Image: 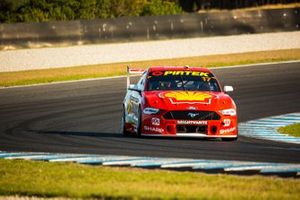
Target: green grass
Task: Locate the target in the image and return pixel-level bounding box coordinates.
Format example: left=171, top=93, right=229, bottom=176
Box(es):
left=198, top=3, right=300, bottom=13
left=0, top=159, right=299, bottom=199
left=1, top=49, right=300, bottom=87
left=278, top=123, right=300, bottom=137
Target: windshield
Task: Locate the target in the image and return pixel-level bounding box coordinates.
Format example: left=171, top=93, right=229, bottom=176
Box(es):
left=146, top=70, right=221, bottom=92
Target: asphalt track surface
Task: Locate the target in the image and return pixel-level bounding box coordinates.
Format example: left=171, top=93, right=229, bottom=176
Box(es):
left=0, top=62, right=300, bottom=164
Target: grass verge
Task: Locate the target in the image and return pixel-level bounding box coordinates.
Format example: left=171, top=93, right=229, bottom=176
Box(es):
left=198, top=3, right=300, bottom=13
left=1, top=49, right=300, bottom=87
left=278, top=123, right=300, bottom=137
left=0, top=159, right=299, bottom=199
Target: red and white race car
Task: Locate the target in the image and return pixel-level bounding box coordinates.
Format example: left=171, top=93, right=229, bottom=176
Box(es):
left=121, top=66, right=238, bottom=141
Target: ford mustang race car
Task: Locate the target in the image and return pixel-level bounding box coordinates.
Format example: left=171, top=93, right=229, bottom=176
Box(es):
left=121, top=66, right=238, bottom=141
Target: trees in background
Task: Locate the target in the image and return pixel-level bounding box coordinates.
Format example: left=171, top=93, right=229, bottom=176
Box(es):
left=0, top=0, right=299, bottom=23
left=0, top=0, right=182, bottom=23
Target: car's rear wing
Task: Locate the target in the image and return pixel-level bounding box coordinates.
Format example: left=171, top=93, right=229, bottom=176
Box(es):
left=127, top=66, right=146, bottom=88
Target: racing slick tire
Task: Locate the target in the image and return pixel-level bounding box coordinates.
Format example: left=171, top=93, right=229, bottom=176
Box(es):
left=121, top=108, right=131, bottom=137
left=136, top=106, right=142, bottom=137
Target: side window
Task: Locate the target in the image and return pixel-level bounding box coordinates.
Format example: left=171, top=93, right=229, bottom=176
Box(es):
left=137, top=72, right=147, bottom=91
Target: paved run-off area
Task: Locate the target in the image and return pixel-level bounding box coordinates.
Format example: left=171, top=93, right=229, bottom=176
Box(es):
left=1, top=31, right=300, bottom=72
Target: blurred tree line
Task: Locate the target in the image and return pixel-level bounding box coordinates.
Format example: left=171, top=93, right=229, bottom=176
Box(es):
left=0, top=0, right=299, bottom=23
left=0, top=0, right=182, bottom=23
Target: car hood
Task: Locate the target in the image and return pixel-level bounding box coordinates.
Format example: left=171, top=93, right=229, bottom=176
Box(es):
left=143, top=91, right=235, bottom=111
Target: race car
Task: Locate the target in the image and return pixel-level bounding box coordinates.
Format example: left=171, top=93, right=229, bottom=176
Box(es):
left=121, top=66, right=238, bottom=141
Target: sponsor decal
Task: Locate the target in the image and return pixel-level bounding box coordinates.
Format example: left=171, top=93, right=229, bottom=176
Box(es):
left=150, top=71, right=213, bottom=77
left=151, top=117, right=160, bottom=126
left=127, top=101, right=132, bottom=113
left=130, top=96, right=139, bottom=104
left=223, top=119, right=231, bottom=127
left=160, top=91, right=212, bottom=104
left=151, top=71, right=164, bottom=76
left=177, top=120, right=208, bottom=125
left=164, top=71, right=209, bottom=77
left=220, top=127, right=236, bottom=135
left=144, top=126, right=163, bottom=134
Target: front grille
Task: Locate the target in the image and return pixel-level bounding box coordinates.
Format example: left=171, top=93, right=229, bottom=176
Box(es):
left=163, top=111, right=220, bottom=120
left=176, top=125, right=208, bottom=134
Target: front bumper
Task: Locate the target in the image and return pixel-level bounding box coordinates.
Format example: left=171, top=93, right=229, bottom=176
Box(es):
left=141, top=113, right=238, bottom=138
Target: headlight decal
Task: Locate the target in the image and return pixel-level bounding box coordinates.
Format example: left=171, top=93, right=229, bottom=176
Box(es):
left=220, top=108, right=236, bottom=116
left=143, top=107, right=160, bottom=115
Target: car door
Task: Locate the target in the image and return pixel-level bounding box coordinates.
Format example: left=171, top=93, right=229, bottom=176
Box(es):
left=124, top=72, right=146, bottom=129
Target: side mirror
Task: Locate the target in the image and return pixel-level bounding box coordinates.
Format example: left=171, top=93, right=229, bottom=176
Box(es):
left=128, top=84, right=142, bottom=94
left=224, top=86, right=234, bottom=93
left=128, top=84, right=135, bottom=89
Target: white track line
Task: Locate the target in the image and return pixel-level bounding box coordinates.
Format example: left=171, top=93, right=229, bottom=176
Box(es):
left=1, top=60, right=299, bottom=90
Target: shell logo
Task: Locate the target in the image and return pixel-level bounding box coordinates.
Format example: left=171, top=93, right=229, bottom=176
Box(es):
left=163, top=91, right=212, bottom=104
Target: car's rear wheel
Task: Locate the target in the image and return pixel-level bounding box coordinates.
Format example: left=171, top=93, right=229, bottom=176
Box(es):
left=136, top=106, right=142, bottom=137
left=121, top=108, right=131, bottom=137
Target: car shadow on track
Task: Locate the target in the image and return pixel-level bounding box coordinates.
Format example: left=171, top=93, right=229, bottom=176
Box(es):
left=28, top=129, right=123, bottom=138
left=29, top=129, right=225, bottom=142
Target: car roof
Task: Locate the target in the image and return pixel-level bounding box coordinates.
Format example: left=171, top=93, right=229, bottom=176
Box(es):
left=148, top=66, right=213, bottom=73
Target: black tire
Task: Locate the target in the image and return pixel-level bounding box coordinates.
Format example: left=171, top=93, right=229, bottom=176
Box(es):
left=222, top=137, right=238, bottom=142
left=136, top=106, right=142, bottom=137
left=122, top=108, right=131, bottom=137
